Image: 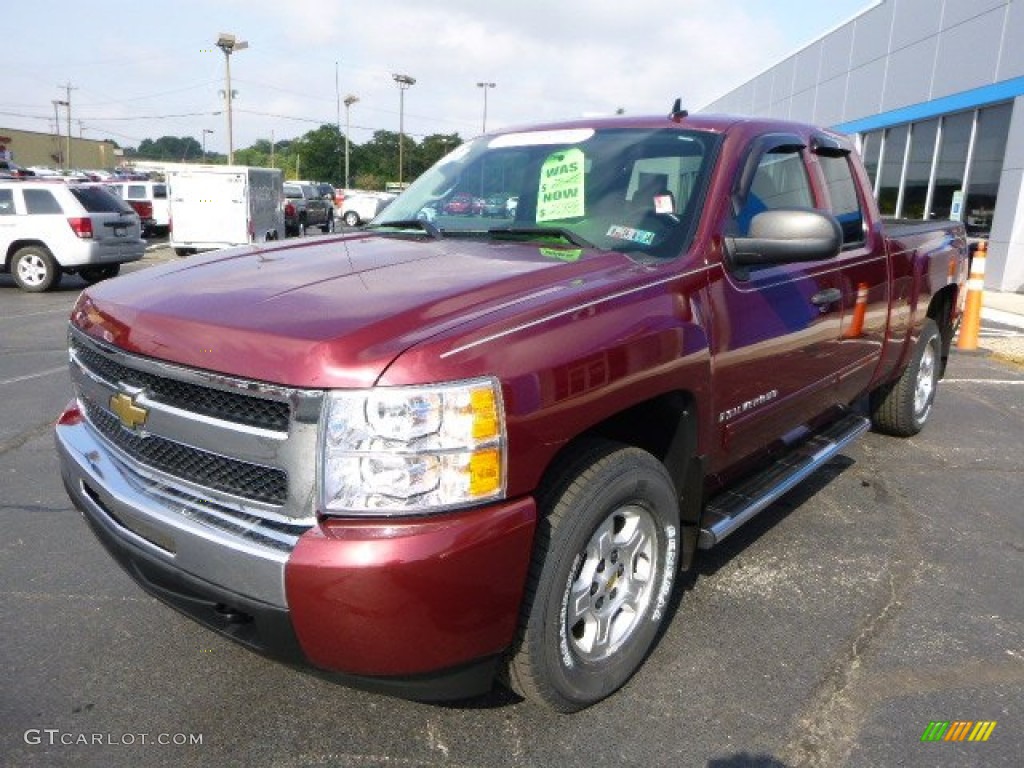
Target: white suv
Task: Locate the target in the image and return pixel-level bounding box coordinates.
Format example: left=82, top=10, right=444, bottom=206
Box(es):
left=0, top=181, right=145, bottom=292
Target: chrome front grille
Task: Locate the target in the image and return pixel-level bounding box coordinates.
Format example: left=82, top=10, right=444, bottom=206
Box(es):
left=68, top=328, right=323, bottom=549
left=71, top=337, right=290, bottom=431
left=84, top=401, right=288, bottom=506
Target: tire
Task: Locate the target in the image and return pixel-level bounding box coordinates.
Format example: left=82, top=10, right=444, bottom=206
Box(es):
left=344, top=211, right=360, bottom=227
left=506, top=439, right=680, bottom=712
left=173, top=248, right=195, bottom=257
left=871, top=318, right=941, bottom=437
left=79, top=264, right=121, bottom=284
left=320, top=212, right=333, bottom=233
left=12, top=246, right=61, bottom=292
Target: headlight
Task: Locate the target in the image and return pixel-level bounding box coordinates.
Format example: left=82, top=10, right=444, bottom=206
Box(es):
left=319, top=377, right=506, bottom=515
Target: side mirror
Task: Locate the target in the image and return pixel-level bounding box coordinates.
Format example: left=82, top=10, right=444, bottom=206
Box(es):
left=726, top=209, right=842, bottom=268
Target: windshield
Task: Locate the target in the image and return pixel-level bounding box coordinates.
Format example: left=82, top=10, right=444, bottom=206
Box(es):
left=374, top=126, right=718, bottom=259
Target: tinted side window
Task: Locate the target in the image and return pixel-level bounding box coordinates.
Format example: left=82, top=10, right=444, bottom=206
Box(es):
left=0, top=189, right=14, bottom=215
left=126, top=184, right=146, bottom=198
left=153, top=184, right=167, bottom=199
left=818, top=154, right=864, bottom=245
left=23, top=189, right=63, bottom=214
left=738, top=149, right=813, bottom=233
left=70, top=186, right=132, bottom=213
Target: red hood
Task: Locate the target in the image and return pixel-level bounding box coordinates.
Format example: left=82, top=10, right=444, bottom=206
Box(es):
left=72, top=233, right=636, bottom=388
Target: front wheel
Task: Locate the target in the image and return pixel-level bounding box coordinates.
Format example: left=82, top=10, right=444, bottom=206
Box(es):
left=343, top=211, right=360, bottom=227
left=320, top=212, right=334, bottom=233
left=871, top=318, right=942, bottom=436
left=506, top=439, right=679, bottom=712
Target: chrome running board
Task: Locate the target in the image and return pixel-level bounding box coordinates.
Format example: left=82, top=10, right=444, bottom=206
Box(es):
left=698, top=413, right=870, bottom=549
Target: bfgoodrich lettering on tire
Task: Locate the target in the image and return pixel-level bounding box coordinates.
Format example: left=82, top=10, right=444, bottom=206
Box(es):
left=507, top=439, right=679, bottom=712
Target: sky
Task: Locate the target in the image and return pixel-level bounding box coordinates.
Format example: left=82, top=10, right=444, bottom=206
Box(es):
left=2, top=0, right=876, bottom=158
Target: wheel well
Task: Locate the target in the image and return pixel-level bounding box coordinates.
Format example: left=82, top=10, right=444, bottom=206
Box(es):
left=540, top=390, right=703, bottom=570
left=926, top=284, right=957, bottom=377
left=5, top=240, right=50, bottom=270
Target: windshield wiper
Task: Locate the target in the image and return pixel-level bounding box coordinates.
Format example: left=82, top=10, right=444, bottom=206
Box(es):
left=487, top=226, right=594, bottom=249
left=370, top=219, right=443, bottom=240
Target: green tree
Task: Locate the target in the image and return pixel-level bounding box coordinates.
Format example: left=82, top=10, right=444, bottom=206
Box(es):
left=415, top=133, right=463, bottom=176
left=136, top=136, right=203, bottom=161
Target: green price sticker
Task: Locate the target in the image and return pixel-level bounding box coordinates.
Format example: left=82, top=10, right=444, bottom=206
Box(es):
left=537, top=148, right=585, bottom=222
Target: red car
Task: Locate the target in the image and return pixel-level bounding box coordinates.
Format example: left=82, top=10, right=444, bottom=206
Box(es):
left=442, top=191, right=475, bottom=215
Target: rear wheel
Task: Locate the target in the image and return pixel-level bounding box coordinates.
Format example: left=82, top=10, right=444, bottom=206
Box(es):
left=344, top=211, right=360, bottom=227
left=871, top=318, right=941, bottom=436
left=79, top=264, right=121, bottom=284
left=506, top=439, right=679, bottom=712
left=12, top=246, right=61, bottom=292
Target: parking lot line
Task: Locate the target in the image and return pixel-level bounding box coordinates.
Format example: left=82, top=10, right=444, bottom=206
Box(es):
left=0, top=308, right=72, bottom=322
left=943, top=378, right=1024, bottom=385
left=0, top=365, right=67, bottom=387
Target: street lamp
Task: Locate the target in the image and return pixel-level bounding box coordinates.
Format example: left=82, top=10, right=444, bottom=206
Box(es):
left=476, top=82, right=496, bottom=133
left=343, top=95, right=359, bottom=189
left=392, top=73, right=415, bottom=185
left=202, top=128, right=214, bottom=162
left=216, top=32, right=248, bottom=165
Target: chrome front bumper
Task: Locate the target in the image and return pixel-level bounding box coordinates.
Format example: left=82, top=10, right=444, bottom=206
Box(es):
left=56, top=414, right=292, bottom=608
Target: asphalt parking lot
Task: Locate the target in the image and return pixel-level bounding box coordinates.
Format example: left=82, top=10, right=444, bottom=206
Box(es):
left=1, top=248, right=1022, bottom=767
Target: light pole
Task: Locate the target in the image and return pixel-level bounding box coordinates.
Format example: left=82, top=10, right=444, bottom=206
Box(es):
left=476, top=82, right=496, bottom=133
left=202, top=129, right=213, bottom=162
left=392, top=73, right=415, bottom=185
left=343, top=95, right=359, bottom=189
left=216, top=32, right=248, bottom=165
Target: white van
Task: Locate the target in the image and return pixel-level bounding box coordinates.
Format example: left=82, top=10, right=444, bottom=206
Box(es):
left=166, top=166, right=284, bottom=256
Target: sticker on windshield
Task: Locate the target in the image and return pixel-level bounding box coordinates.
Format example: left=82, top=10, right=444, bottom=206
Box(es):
left=537, top=148, right=585, bottom=222
left=539, top=247, right=582, bottom=262
left=606, top=225, right=655, bottom=245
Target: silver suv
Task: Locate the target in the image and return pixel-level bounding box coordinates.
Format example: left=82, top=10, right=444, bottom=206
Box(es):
left=0, top=181, right=145, bottom=292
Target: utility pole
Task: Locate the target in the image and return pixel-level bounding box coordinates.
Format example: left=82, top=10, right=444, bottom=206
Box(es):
left=51, top=100, right=66, bottom=168
left=60, top=82, right=76, bottom=169
left=392, top=74, right=415, bottom=185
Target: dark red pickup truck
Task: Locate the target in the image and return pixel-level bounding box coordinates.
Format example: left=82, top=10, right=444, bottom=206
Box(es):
left=56, top=110, right=967, bottom=712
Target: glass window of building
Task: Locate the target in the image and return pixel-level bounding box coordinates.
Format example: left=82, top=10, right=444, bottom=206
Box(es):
left=818, top=154, right=864, bottom=245
left=860, top=131, right=882, bottom=192
left=964, top=102, right=1013, bottom=235
left=931, top=111, right=973, bottom=221
left=901, top=119, right=938, bottom=220
left=877, top=125, right=908, bottom=216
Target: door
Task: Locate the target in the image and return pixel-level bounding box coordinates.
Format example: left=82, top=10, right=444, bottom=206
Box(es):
left=812, top=139, right=890, bottom=403
left=708, top=135, right=844, bottom=474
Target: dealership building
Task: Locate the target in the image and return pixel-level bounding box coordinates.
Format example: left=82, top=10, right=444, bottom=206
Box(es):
left=702, top=0, right=1024, bottom=292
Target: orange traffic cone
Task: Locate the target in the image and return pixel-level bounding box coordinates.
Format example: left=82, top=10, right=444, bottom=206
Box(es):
left=956, top=240, right=987, bottom=351
left=844, top=283, right=868, bottom=338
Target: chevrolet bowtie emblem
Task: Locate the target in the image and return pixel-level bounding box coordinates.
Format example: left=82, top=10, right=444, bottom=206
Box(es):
left=109, top=392, right=148, bottom=430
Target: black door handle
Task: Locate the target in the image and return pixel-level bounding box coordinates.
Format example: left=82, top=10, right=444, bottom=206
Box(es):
left=811, top=288, right=842, bottom=306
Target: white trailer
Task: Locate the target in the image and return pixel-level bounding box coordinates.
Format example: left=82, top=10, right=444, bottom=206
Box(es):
left=167, top=165, right=284, bottom=255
